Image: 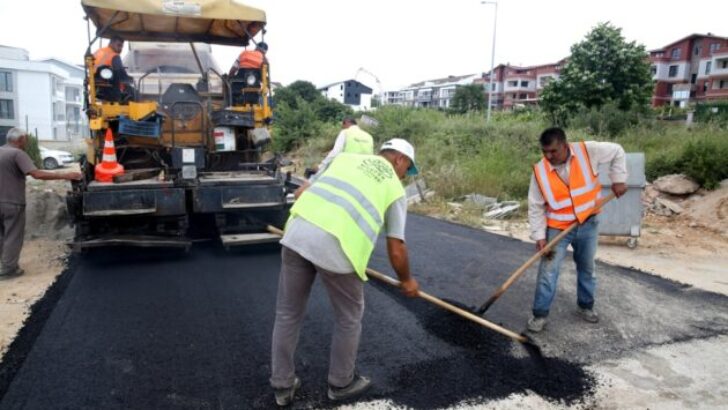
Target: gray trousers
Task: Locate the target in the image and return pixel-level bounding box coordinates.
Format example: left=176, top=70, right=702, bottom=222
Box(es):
left=270, top=246, right=364, bottom=389
left=0, top=203, right=25, bottom=275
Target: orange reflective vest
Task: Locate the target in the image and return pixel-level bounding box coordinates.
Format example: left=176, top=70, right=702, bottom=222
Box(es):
left=533, top=142, right=602, bottom=230
left=238, top=50, right=264, bottom=69
left=94, top=47, right=119, bottom=67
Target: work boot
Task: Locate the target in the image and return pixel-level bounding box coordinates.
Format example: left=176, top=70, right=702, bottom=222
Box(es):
left=273, top=377, right=301, bottom=407
left=578, top=308, right=599, bottom=323
left=527, top=316, right=547, bottom=333
left=0, top=268, right=25, bottom=281
left=327, top=373, right=372, bottom=402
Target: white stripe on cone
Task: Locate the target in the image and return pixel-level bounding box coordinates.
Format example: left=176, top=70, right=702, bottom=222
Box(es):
left=102, top=154, right=117, bottom=162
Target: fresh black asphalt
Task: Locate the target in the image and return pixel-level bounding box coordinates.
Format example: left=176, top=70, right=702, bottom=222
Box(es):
left=1, top=214, right=727, bottom=409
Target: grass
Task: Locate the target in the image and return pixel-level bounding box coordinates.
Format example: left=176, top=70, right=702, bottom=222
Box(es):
left=285, top=106, right=728, bottom=200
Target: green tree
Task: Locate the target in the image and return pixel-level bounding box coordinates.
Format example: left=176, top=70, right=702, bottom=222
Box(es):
left=541, top=22, right=653, bottom=126
left=273, top=80, right=321, bottom=109
left=450, top=84, right=486, bottom=114
left=312, top=98, right=353, bottom=123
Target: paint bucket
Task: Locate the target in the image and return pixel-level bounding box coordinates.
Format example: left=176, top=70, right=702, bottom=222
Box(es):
left=213, top=127, right=236, bottom=152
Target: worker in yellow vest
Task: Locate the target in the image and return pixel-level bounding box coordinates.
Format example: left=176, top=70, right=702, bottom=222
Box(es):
left=307, top=117, right=374, bottom=178
left=270, top=139, right=419, bottom=406
left=527, top=127, right=627, bottom=333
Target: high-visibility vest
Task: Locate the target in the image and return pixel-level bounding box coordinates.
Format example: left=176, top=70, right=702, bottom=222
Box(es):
left=94, top=47, right=118, bottom=67
left=342, top=125, right=374, bottom=155
left=238, top=50, right=264, bottom=69
left=288, top=153, right=405, bottom=280
left=533, top=141, right=602, bottom=230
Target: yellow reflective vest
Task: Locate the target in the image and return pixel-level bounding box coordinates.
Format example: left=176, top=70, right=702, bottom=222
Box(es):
left=342, top=126, right=374, bottom=155
left=289, top=153, right=404, bottom=280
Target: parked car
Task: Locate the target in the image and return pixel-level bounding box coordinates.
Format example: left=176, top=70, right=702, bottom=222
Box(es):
left=40, top=146, right=75, bottom=169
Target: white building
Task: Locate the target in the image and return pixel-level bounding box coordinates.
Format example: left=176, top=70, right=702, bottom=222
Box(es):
left=318, top=79, right=373, bottom=111
left=0, top=45, right=87, bottom=144
left=382, top=74, right=479, bottom=109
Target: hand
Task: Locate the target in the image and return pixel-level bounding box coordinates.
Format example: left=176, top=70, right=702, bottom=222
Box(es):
left=612, top=182, right=627, bottom=198
left=66, top=172, right=83, bottom=181
left=536, top=239, right=554, bottom=259
left=294, top=181, right=310, bottom=199
left=399, top=278, right=419, bottom=298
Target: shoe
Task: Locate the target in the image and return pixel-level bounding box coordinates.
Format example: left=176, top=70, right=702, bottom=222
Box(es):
left=578, top=308, right=599, bottom=323
left=327, top=373, right=372, bottom=401
left=527, top=316, right=547, bottom=333
left=0, top=268, right=24, bottom=280
left=274, top=377, right=301, bottom=407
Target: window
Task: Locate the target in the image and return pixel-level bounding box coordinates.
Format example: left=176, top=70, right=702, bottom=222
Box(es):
left=704, top=81, right=709, bottom=92
left=507, top=80, right=517, bottom=87
left=650, top=66, right=657, bottom=76
left=519, top=93, right=527, bottom=99
left=706, top=61, right=712, bottom=75
left=0, top=99, right=13, bottom=119
left=723, top=60, right=728, bottom=69
left=691, top=74, right=697, bottom=84
left=520, top=81, right=529, bottom=87
left=671, top=48, right=681, bottom=60
left=492, top=83, right=496, bottom=91
left=710, top=43, right=721, bottom=53
left=340, top=85, right=343, bottom=90
left=666, top=83, right=673, bottom=94
left=0, top=72, right=12, bottom=92
left=694, top=46, right=702, bottom=56
left=721, top=80, right=727, bottom=89
left=668, top=65, right=678, bottom=77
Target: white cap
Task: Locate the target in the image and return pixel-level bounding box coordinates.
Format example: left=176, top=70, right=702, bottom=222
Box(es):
left=379, top=138, right=418, bottom=176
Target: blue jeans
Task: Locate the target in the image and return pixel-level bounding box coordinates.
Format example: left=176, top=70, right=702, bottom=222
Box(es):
left=532, top=216, right=599, bottom=318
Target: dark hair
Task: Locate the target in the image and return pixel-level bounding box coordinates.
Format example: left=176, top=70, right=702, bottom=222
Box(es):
left=342, top=117, right=357, bottom=126
left=110, top=35, right=124, bottom=44
left=256, top=42, right=268, bottom=52
left=539, top=127, right=567, bottom=146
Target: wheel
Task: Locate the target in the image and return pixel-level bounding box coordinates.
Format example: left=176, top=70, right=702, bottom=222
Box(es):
left=627, top=238, right=638, bottom=249
left=43, top=157, right=59, bottom=170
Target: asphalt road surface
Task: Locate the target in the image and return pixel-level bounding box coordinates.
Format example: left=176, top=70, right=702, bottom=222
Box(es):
left=1, top=214, right=727, bottom=409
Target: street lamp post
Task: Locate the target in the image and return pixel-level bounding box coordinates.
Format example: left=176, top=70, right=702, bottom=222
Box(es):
left=481, top=1, right=498, bottom=122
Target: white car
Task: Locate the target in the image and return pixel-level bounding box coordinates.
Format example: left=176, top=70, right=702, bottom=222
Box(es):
left=40, top=146, right=75, bottom=169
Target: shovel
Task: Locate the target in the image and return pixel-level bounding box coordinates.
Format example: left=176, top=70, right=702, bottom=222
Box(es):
left=474, top=192, right=617, bottom=315
left=266, top=225, right=545, bottom=363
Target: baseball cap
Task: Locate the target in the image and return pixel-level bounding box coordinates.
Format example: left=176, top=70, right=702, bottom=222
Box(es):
left=379, top=138, right=418, bottom=176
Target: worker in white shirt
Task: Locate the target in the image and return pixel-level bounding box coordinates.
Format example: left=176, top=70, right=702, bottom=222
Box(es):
left=526, top=127, right=627, bottom=333
left=305, top=118, right=374, bottom=179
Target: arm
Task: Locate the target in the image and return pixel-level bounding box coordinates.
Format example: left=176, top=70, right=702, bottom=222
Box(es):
left=315, top=130, right=347, bottom=174
left=528, top=173, right=549, bottom=250
left=585, top=141, right=628, bottom=197
left=228, top=60, right=239, bottom=77
left=29, top=169, right=82, bottom=181
left=111, top=55, right=129, bottom=82
left=386, top=238, right=418, bottom=297
left=384, top=197, right=418, bottom=297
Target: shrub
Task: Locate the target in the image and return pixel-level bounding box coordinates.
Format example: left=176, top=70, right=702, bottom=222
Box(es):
left=25, top=133, right=42, bottom=168
left=680, top=139, right=728, bottom=189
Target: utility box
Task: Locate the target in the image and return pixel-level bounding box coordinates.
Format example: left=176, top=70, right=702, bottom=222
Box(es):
left=597, top=152, right=645, bottom=247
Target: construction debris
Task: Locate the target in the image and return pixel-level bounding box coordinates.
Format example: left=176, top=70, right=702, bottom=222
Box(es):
left=653, top=174, right=699, bottom=195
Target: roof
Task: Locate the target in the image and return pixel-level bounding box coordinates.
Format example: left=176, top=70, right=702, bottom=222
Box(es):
left=318, top=79, right=373, bottom=94
left=81, top=0, right=266, bottom=46
left=650, top=33, right=728, bottom=53
left=408, top=73, right=476, bottom=88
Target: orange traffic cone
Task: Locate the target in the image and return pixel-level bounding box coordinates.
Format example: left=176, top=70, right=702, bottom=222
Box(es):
left=95, top=129, right=125, bottom=182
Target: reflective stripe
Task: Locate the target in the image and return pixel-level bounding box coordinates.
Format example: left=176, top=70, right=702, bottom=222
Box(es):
left=574, top=200, right=596, bottom=214
left=306, top=186, right=378, bottom=244
left=317, top=176, right=383, bottom=226
left=547, top=212, right=576, bottom=221
left=570, top=143, right=597, bottom=196
left=102, top=154, right=117, bottom=162
left=537, top=161, right=572, bottom=210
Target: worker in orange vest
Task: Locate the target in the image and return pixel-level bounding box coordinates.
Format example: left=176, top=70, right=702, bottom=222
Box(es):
left=93, top=35, right=131, bottom=100
left=526, top=127, right=627, bottom=333
left=228, top=42, right=268, bottom=76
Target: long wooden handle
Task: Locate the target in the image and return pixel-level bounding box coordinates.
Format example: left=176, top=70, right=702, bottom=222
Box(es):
left=478, top=192, right=617, bottom=313
left=266, top=224, right=528, bottom=344
left=365, top=268, right=528, bottom=343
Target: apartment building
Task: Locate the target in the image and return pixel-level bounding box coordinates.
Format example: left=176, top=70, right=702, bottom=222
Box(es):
left=0, top=45, right=86, bottom=143
left=650, top=33, right=728, bottom=107
left=477, top=60, right=564, bottom=109
left=318, top=79, right=373, bottom=111
left=383, top=74, right=479, bottom=109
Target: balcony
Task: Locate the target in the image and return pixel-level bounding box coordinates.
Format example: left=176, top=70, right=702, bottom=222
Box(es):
left=709, top=54, right=728, bottom=77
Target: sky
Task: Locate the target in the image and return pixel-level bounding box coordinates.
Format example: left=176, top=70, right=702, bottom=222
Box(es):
left=0, top=0, right=726, bottom=92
